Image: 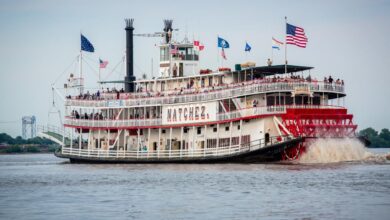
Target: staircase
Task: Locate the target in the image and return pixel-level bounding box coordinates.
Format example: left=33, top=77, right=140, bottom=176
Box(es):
left=221, top=99, right=237, bottom=112
left=37, top=125, right=71, bottom=146
left=281, top=107, right=357, bottom=138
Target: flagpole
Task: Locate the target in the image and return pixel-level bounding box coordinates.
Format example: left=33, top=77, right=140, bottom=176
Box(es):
left=217, top=35, right=220, bottom=70
left=221, top=48, right=224, bottom=69
left=245, top=41, right=248, bottom=61
left=80, top=49, right=83, bottom=94
left=98, top=60, right=101, bottom=87
left=169, top=43, right=172, bottom=77
left=193, top=36, right=196, bottom=75
left=284, top=16, right=288, bottom=75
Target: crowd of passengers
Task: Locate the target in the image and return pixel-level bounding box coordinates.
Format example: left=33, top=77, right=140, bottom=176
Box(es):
left=67, top=74, right=344, bottom=101
left=71, top=110, right=104, bottom=120
left=70, top=109, right=157, bottom=121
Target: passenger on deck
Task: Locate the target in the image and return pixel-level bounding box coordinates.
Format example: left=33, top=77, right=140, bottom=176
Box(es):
left=328, top=76, right=333, bottom=84
left=306, top=75, right=312, bottom=82
left=173, top=63, right=178, bottom=77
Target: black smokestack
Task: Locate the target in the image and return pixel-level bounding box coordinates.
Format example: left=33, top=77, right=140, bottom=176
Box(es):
left=125, top=18, right=136, bottom=93
left=163, top=19, right=173, bottom=44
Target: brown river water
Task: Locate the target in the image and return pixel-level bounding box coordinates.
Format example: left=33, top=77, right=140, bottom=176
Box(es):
left=0, top=144, right=389, bottom=220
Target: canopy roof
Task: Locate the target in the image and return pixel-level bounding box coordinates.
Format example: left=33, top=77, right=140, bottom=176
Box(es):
left=235, top=64, right=313, bottom=76
left=98, top=80, right=127, bottom=84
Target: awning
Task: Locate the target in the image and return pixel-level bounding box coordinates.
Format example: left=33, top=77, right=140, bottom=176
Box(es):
left=234, top=64, right=313, bottom=76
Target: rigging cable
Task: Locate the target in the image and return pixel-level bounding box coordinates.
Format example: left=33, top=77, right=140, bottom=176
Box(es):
left=53, top=55, right=79, bottom=85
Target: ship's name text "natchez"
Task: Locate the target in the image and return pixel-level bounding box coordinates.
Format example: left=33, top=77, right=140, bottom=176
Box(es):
left=162, top=103, right=217, bottom=124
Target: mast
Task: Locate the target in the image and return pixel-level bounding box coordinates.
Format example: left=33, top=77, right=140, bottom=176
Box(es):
left=79, top=49, right=83, bottom=94
left=163, top=19, right=173, bottom=78
left=98, top=61, right=101, bottom=89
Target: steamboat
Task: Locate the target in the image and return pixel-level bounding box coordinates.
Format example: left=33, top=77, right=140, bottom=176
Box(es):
left=51, top=19, right=363, bottom=163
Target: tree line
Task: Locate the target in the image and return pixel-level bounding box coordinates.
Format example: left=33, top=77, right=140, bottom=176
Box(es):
left=0, top=127, right=389, bottom=153
left=359, top=128, right=390, bottom=148
left=0, top=133, right=58, bottom=153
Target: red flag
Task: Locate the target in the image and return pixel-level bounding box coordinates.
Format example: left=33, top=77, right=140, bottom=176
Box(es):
left=193, top=40, right=204, bottom=51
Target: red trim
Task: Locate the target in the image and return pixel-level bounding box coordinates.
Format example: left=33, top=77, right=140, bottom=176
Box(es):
left=281, top=107, right=357, bottom=138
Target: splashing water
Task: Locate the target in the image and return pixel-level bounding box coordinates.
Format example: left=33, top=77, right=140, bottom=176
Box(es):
left=298, top=138, right=389, bottom=164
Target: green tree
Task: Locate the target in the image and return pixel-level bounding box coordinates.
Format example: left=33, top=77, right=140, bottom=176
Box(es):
left=359, top=127, right=378, bottom=139
left=0, top=133, right=15, bottom=144
left=13, top=136, right=26, bottom=145
left=379, top=128, right=390, bottom=142
left=25, top=146, right=40, bottom=153
left=5, top=146, right=22, bottom=153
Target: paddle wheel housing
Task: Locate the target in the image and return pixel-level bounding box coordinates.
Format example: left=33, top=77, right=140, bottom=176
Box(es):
left=281, top=107, right=357, bottom=138
left=279, top=107, right=358, bottom=160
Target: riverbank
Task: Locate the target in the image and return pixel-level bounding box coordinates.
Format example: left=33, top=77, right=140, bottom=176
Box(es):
left=0, top=144, right=58, bottom=154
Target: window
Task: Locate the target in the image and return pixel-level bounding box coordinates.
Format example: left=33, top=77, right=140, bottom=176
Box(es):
left=285, top=95, right=293, bottom=105
left=313, top=96, right=321, bottom=105
left=183, top=127, right=188, bottom=133
left=160, top=47, right=169, bottom=61
left=162, top=129, right=166, bottom=134
left=225, top=126, right=229, bottom=131
left=197, top=127, right=202, bottom=135
left=213, top=127, right=217, bottom=132
left=266, top=95, right=275, bottom=106
left=237, top=125, right=240, bottom=130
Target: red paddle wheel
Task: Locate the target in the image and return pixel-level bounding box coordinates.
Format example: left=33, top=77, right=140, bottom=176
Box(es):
left=279, top=107, right=358, bottom=160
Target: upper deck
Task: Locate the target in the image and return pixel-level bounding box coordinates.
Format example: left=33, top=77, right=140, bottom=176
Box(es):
left=65, top=76, right=345, bottom=108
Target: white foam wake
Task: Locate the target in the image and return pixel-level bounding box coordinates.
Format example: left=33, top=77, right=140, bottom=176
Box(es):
left=298, top=138, right=389, bottom=164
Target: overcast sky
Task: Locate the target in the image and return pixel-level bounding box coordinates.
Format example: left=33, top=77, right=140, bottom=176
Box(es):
left=0, top=0, right=389, bottom=137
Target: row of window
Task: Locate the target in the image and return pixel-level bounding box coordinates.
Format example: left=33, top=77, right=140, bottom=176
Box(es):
left=206, top=135, right=250, bottom=148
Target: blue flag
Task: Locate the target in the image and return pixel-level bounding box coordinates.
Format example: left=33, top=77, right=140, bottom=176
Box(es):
left=245, top=42, right=251, bottom=52
left=81, top=34, right=94, bottom=52
left=217, top=37, right=230, bottom=48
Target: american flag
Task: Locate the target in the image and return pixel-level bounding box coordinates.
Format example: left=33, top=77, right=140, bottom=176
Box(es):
left=170, top=44, right=178, bottom=54
left=286, top=23, right=308, bottom=48
left=99, top=59, right=108, bottom=68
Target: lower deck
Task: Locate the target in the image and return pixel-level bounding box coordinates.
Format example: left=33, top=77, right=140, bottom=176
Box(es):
left=56, top=136, right=303, bottom=163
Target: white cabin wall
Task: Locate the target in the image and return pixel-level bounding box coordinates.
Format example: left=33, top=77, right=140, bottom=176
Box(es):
left=242, top=119, right=265, bottom=141
left=263, top=117, right=280, bottom=137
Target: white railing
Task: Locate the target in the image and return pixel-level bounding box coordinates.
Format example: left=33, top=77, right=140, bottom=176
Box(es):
left=65, top=81, right=345, bottom=108
left=60, top=135, right=294, bottom=159
left=64, top=106, right=288, bottom=128
left=37, top=124, right=69, bottom=137
left=64, top=105, right=345, bottom=128
left=64, top=118, right=162, bottom=128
